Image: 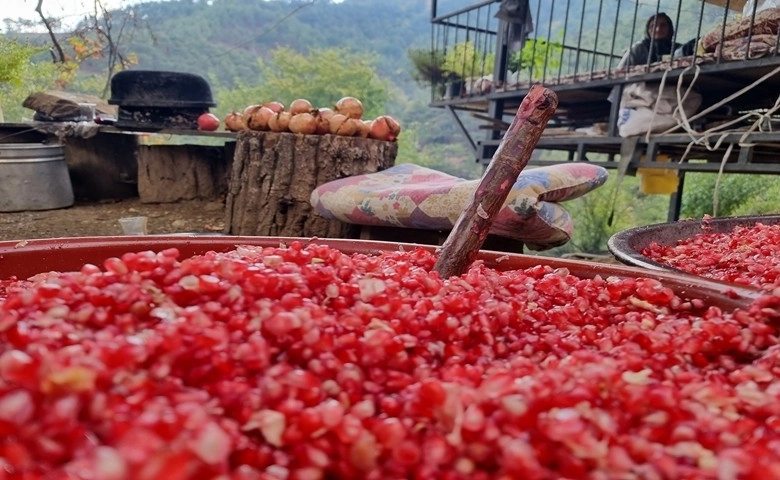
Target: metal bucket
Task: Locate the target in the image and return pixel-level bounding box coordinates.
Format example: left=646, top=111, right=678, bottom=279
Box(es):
left=0, top=143, right=74, bottom=212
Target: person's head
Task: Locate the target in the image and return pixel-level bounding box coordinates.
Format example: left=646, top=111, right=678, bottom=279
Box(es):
left=645, top=13, right=674, bottom=42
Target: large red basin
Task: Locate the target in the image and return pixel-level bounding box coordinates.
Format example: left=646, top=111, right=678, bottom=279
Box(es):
left=0, top=235, right=763, bottom=312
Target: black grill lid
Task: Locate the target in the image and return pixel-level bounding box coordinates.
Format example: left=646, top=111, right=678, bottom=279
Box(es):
left=108, top=70, right=216, bottom=108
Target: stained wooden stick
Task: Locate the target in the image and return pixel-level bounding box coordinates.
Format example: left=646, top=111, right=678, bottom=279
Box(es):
left=433, top=85, right=559, bottom=278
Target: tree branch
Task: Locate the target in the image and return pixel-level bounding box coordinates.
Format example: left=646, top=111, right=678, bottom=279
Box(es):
left=35, top=0, right=67, bottom=63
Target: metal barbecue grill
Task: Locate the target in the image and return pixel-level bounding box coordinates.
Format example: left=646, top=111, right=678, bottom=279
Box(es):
left=108, top=70, right=216, bottom=131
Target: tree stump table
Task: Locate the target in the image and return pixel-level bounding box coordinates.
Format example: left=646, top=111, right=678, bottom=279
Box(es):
left=224, top=130, right=397, bottom=237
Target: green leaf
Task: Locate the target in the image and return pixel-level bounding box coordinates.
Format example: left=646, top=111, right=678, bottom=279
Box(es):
left=0, top=38, right=47, bottom=85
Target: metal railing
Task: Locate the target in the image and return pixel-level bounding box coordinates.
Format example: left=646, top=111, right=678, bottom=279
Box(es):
left=428, top=0, right=780, bottom=100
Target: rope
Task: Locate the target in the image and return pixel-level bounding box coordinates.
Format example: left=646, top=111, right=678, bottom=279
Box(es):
left=643, top=67, right=671, bottom=144
left=662, top=63, right=780, bottom=135
left=0, top=127, right=41, bottom=142
left=638, top=60, right=780, bottom=215
left=669, top=72, right=780, bottom=161
left=207, top=0, right=317, bottom=59
left=713, top=143, right=734, bottom=217
left=665, top=65, right=702, bottom=139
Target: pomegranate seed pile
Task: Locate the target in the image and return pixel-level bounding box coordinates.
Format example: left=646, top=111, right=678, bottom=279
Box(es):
left=642, top=219, right=780, bottom=290
left=2, top=241, right=780, bottom=479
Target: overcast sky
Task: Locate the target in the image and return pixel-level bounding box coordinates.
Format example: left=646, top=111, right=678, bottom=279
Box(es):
left=3, top=0, right=147, bottom=30
left=3, top=0, right=338, bottom=32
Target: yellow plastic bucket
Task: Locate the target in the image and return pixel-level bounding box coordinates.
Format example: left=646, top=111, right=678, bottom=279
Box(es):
left=639, top=171, right=679, bottom=194
left=637, top=154, right=679, bottom=195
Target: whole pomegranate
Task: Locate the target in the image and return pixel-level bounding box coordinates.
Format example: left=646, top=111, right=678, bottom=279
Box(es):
left=368, top=115, right=401, bottom=141
left=197, top=113, right=220, bottom=131
left=334, top=96, right=364, bottom=120
left=224, top=112, right=246, bottom=132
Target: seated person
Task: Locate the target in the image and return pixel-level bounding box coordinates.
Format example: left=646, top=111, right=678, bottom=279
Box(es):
left=609, top=12, right=682, bottom=103
left=619, top=12, right=682, bottom=67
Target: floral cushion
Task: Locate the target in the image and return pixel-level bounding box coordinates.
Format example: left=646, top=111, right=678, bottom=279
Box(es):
left=310, top=162, right=609, bottom=250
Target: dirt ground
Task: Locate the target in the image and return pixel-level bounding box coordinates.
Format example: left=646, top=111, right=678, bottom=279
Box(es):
left=0, top=198, right=227, bottom=242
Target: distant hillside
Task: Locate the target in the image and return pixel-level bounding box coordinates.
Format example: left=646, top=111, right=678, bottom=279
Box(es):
left=96, top=0, right=432, bottom=92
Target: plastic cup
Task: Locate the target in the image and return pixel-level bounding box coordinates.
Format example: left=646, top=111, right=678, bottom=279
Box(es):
left=118, top=216, right=148, bottom=235
left=77, top=103, right=96, bottom=122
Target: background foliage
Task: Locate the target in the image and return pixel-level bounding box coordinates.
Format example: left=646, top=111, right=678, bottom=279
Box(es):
left=0, top=38, right=60, bottom=121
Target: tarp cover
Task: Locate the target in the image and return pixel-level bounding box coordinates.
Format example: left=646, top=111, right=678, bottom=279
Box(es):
left=22, top=91, right=116, bottom=121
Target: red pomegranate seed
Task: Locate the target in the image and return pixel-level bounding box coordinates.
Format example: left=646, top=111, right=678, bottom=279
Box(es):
left=0, top=243, right=779, bottom=477
left=642, top=220, right=780, bottom=290
left=0, top=350, right=40, bottom=386
left=391, top=439, right=421, bottom=467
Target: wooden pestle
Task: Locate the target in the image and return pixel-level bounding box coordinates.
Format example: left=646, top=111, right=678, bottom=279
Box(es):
left=433, top=85, right=559, bottom=278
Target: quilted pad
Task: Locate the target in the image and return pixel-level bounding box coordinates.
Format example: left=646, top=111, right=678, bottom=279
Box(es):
left=701, top=8, right=780, bottom=53
left=310, top=162, right=609, bottom=250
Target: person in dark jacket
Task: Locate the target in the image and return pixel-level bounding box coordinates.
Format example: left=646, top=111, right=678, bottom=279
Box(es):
left=608, top=13, right=681, bottom=104
left=619, top=12, right=681, bottom=68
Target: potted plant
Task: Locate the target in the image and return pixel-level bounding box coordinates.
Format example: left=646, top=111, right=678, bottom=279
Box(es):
left=508, top=37, right=564, bottom=81
left=441, top=41, right=495, bottom=97
left=407, top=47, right=453, bottom=96
left=408, top=42, right=495, bottom=98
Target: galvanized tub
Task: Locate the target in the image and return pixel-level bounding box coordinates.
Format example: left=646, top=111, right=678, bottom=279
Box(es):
left=0, top=143, right=74, bottom=212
